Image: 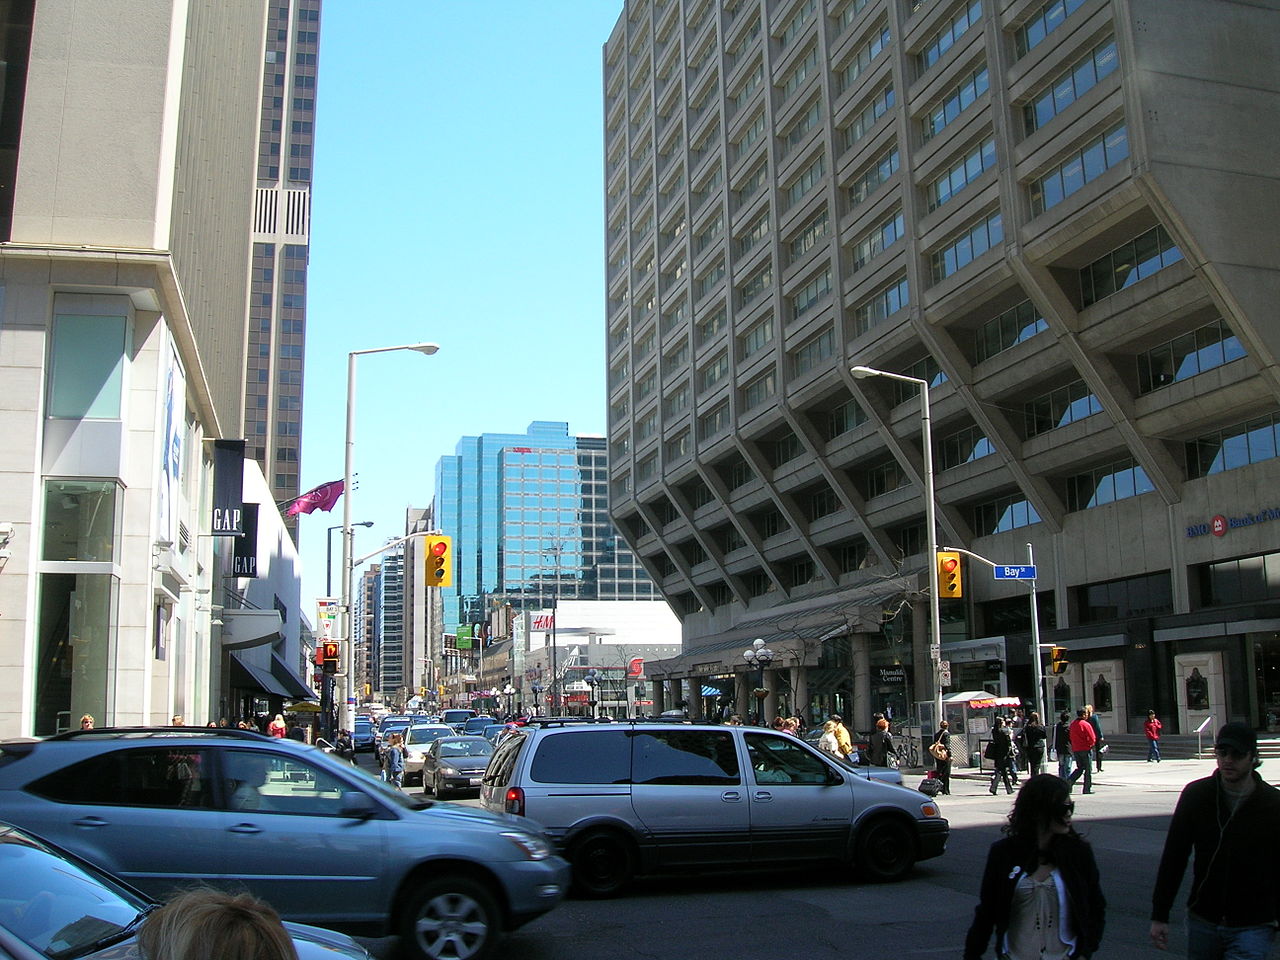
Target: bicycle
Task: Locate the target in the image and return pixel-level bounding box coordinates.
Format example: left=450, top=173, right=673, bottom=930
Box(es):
left=894, top=731, right=921, bottom=769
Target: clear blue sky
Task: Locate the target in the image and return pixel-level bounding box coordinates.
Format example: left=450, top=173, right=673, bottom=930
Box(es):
left=298, top=2, right=625, bottom=608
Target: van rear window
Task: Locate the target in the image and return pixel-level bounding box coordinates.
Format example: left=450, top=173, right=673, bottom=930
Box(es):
left=529, top=731, right=630, bottom=784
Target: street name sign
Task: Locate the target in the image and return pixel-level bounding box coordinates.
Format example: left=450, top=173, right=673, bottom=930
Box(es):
left=994, top=564, right=1037, bottom=580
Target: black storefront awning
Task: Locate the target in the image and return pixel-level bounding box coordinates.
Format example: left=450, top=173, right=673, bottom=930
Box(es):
left=271, top=653, right=317, bottom=701
left=229, top=654, right=292, bottom=699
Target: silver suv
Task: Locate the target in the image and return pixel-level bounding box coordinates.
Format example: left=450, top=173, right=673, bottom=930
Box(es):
left=479, top=720, right=948, bottom=896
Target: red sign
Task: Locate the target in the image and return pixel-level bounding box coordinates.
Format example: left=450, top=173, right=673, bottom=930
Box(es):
left=626, top=657, right=644, bottom=678
left=1212, top=514, right=1228, bottom=536
left=533, top=614, right=555, bottom=631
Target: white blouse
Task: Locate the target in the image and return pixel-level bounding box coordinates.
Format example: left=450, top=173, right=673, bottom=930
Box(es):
left=1001, top=869, right=1074, bottom=960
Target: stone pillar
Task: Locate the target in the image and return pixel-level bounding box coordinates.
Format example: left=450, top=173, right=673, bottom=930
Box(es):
left=913, top=593, right=933, bottom=710
left=764, top=668, right=779, bottom=724
left=651, top=679, right=665, bottom=715
left=687, top=678, right=704, bottom=720
left=735, top=670, right=749, bottom=721
left=666, top=679, right=680, bottom=714
left=853, top=633, right=873, bottom=732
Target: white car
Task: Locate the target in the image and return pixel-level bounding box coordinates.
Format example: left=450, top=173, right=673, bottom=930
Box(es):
left=401, top=724, right=455, bottom=786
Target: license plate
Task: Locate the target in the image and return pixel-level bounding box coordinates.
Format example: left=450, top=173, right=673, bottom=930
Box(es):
left=469, top=777, right=482, bottom=786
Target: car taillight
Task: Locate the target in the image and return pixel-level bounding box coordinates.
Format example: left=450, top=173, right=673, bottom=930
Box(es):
left=505, top=786, right=525, bottom=816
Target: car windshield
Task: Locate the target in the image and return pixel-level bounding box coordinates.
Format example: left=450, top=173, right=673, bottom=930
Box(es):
left=0, top=827, right=148, bottom=959
left=406, top=727, right=450, bottom=745
left=439, top=740, right=493, bottom=758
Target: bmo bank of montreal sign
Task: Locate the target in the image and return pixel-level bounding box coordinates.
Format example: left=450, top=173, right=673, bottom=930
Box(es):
left=1186, top=506, right=1280, bottom=539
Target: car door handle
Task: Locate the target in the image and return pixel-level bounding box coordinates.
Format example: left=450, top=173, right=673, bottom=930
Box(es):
left=229, top=823, right=262, bottom=834
left=752, top=791, right=774, bottom=802
left=721, top=791, right=743, bottom=802
left=72, top=816, right=108, bottom=828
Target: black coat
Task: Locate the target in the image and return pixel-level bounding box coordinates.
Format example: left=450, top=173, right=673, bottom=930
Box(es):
left=965, top=834, right=1106, bottom=960
left=1023, top=722, right=1047, bottom=757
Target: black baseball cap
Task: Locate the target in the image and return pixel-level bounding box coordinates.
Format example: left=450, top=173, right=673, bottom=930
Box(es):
left=1216, top=722, right=1257, bottom=755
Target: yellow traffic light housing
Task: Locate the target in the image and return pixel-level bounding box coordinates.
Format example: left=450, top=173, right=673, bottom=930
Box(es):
left=937, top=551, right=962, bottom=599
left=424, top=535, right=452, bottom=587
left=1050, top=645, right=1070, bottom=675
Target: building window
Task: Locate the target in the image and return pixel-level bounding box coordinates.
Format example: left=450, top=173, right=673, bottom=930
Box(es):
left=1186, top=412, right=1280, bottom=479
left=665, top=430, right=690, bottom=460
left=1024, top=37, right=1118, bottom=135
left=929, top=210, right=1002, bottom=283
left=756, top=507, right=790, bottom=537
left=767, top=433, right=805, bottom=467
left=699, top=401, right=731, bottom=440
left=728, top=457, right=755, bottom=489
left=664, top=382, right=690, bottom=417
left=808, top=484, right=840, bottom=519
left=1138, top=318, right=1244, bottom=394
left=891, top=356, right=947, bottom=405
left=698, top=353, right=729, bottom=392
left=47, top=313, right=128, bottom=419
left=848, top=145, right=899, bottom=209
left=917, top=1, right=982, bottom=73
left=1024, top=379, right=1102, bottom=437
left=866, top=461, right=906, bottom=498
left=851, top=208, right=904, bottom=272
left=922, top=64, right=989, bottom=142
left=790, top=327, right=835, bottom=376
left=733, top=111, right=766, bottom=160
left=788, top=209, right=828, bottom=262
left=785, top=155, right=825, bottom=208
left=741, top=370, right=777, bottom=410
left=636, top=411, right=657, bottom=440
left=1198, top=552, right=1280, bottom=608
left=939, top=425, right=995, bottom=470
left=1077, top=571, right=1172, bottom=623
left=1030, top=125, right=1129, bottom=215
left=1014, top=0, right=1089, bottom=59
left=791, top=268, right=832, bottom=317
left=827, top=398, right=867, bottom=440
left=696, top=260, right=726, bottom=300
left=1065, top=457, right=1154, bottom=511
left=927, top=137, right=996, bottom=212
left=739, top=265, right=773, bottom=307
left=837, top=0, right=873, bottom=32
left=853, top=275, right=909, bottom=336
left=740, top=316, right=774, bottom=358
left=782, top=99, right=822, bottom=152
left=1079, top=224, right=1182, bottom=308
left=839, top=23, right=890, bottom=93
left=635, top=370, right=657, bottom=402
left=780, top=45, right=818, bottom=100
left=695, top=307, right=728, bottom=347
left=42, top=480, right=121, bottom=562
left=972, top=493, right=1042, bottom=535
left=737, top=211, right=771, bottom=256
left=778, top=0, right=817, bottom=47
left=974, top=299, right=1048, bottom=363
left=843, top=83, right=894, bottom=151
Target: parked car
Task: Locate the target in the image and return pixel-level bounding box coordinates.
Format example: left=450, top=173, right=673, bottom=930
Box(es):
left=0, top=819, right=372, bottom=960
left=421, top=736, right=495, bottom=798
left=440, top=708, right=478, bottom=733
left=0, top=728, right=569, bottom=960
left=462, top=716, right=496, bottom=737
left=401, top=724, right=456, bottom=786
left=352, top=718, right=375, bottom=752
left=480, top=719, right=947, bottom=896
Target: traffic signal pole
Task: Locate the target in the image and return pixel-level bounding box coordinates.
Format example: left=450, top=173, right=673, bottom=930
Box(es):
left=942, top=542, right=1046, bottom=725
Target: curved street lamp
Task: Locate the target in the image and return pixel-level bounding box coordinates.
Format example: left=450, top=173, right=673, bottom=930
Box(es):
left=742, top=638, right=774, bottom=726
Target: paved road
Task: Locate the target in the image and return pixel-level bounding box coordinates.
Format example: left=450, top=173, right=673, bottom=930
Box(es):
left=378, top=757, right=1231, bottom=960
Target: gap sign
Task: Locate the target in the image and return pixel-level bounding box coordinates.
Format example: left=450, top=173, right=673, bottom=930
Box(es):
left=994, top=565, right=1037, bottom=580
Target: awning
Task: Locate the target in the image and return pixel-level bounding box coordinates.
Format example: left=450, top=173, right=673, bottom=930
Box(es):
left=271, top=653, right=317, bottom=701
left=220, top=609, right=284, bottom=650
left=229, top=653, right=292, bottom=699
left=944, top=690, right=1022, bottom=709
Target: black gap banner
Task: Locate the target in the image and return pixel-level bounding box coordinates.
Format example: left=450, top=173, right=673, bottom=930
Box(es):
left=231, top=502, right=259, bottom=578
left=211, top=440, right=245, bottom=536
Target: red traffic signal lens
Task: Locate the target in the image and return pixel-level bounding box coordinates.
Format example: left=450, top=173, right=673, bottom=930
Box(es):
left=941, top=558, right=958, bottom=573
left=431, top=541, right=448, bottom=557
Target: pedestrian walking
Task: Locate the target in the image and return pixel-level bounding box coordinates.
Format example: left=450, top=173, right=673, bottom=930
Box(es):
left=867, top=717, right=896, bottom=767
left=830, top=713, right=854, bottom=761
left=987, top=716, right=1016, bottom=795
left=79, top=714, right=94, bottom=730
left=931, top=719, right=952, bottom=795
left=382, top=732, right=405, bottom=789
left=1054, top=711, right=1073, bottom=780
left=1086, top=704, right=1105, bottom=772
left=817, top=720, right=844, bottom=761
left=1145, top=710, right=1163, bottom=763
left=1066, top=708, right=1097, bottom=794
left=1023, top=711, right=1047, bottom=777
left=267, top=713, right=287, bottom=738
left=965, top=774, right=1106, bottom=960
left=1150, top=722, right=1280, bottom=960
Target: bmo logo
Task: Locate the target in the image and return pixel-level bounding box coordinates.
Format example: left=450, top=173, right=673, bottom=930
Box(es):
left=1211, top=515, right=1228, bottom=537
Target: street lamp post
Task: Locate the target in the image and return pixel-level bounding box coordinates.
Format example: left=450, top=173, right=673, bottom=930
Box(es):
left=530, top=682, right=543, bottom=716
left=850, top=364, right=942, bottom=729
left=584, top=669, right=600, bottom=718
left=502, top=683, right=515, bottom=719
left=742, top=638, right=773, bottom=725
left=327, top=522, right=372, bottom=597
left=341, top=342, right=439, bottom=732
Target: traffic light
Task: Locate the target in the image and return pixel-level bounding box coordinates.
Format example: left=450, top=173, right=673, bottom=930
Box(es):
left=424, top=535, right=452, bottom=587
left=322, top=640, right=339, bottom=675
left=1050, top=645, right=1070, bottom=675
left=937, top=551, right=962, bottom=599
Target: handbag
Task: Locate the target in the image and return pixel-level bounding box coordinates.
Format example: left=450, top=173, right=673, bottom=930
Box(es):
left=983, top=740, right=998, bottom=760
left=929, top=739, right=948, bottom=761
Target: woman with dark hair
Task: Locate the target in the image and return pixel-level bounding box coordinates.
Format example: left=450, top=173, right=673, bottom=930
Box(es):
left=988, top=716, right=1016, bottom=795
left=965, top=774, right=1106, bottom=960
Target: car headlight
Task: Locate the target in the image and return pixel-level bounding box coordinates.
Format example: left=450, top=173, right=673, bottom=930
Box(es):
left=501, top=831, right=552, bottom=861
left=439, top=765, right=459, bottom=776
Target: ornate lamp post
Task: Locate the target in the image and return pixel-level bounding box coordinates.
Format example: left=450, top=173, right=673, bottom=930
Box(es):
left=502, top=683, right=515, bottom=719
left=742, top=638, right=774, bottom=726
left=530, top=682, right=543, bottom=716
left=584, top=669, right=600, bottom=717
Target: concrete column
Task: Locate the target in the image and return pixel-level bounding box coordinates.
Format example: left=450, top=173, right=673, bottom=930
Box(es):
left=666, top=679, right=680, bottom=713
left=764, top=668, right=779, bottom=724
left=912, top=593, right=933, bottom=709
left=853, top=633, right=873, bottom=732
left=735, top=671, right=750, bottom=720
left=687, top=678, right=704, bottom=720
left=651, top=679, right=665, bottom=715
left=792, top=664, right=809, bottom=723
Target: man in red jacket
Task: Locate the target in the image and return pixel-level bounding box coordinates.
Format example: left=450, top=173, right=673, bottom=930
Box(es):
left=1066, top=707, right=1097, bottom=795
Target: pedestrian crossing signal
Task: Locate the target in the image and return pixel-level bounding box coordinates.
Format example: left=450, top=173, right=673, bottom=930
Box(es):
left=1051, top=646, right=1070, bottom=675
left=322, top=640, right=339, bottom=675
left=424, top=535, right=452, bottom=587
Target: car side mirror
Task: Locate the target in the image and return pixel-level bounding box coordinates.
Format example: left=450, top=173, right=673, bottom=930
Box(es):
left=338, top=791, right=379, bottom=820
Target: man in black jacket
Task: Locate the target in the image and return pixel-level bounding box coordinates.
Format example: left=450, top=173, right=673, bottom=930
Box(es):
left=1150, top=722, right=1280, bottom=960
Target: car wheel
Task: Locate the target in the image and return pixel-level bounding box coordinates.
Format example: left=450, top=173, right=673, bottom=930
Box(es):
left=855, top=816, right=916, bottom=882
left=434, top=773, right=449, bottom=799
left=569, top=829, right=635, bottom=898
left=401, top=876, right=499, bottom=960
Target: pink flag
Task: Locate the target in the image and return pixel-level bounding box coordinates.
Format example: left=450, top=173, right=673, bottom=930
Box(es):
left=286, top=479, right=344, bottom=516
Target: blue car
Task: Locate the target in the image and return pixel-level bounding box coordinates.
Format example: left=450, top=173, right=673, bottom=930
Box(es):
left=352, top=719, right=375, bottom=752
left=0, top=727, right=570, bottom=960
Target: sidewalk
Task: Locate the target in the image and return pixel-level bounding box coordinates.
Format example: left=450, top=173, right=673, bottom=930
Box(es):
left=904, top=756, right=1221, bottom=798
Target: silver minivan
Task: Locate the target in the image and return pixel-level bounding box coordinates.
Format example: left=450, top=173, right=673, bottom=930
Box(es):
left=479, top=720, right=948, bottom=896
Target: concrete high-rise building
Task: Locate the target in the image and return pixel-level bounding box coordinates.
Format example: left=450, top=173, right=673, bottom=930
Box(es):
left=434, top=421, right=660, bottom=637
left=354, top=563, right=382, bottom=702
left=378, top=544, right=407, bottom=699
left=244, top=0, right=323, bottom=523
left=603, top=0, right=1280, bottom=735
left=0, top=1, right=314, bottom=737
